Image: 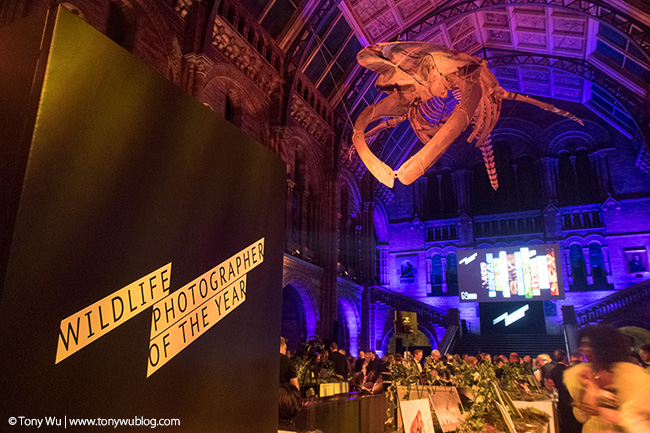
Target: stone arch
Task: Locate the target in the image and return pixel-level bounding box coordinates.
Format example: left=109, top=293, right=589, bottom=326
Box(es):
left=338, top=297, right=360, bottom=356
left=60, top=2, right=87, bottom=21
left=281, top=273, right=320, bottom=342
left=463, top=121, right=542, bottom=168
left=441, top=245, right=459, bottom=256
left=584, top=233, right=606, bottom=246
left=281, top=284, right=307, bottom=351
left=117, top=0, right=173, bottom=79
left=200, top=63, right=268, bottom=144
left=286, top=129, right=324, bottom=191
left=564, top=235, right=586, bottom=247
left=548, top=131, right=599, bottom=157
left=379, top=322, right=438, bottom=356
left=431, top=152, right=459, bottom=172
left=489, top=128, right=541, bottom=162
left=373, top=201, right=389, bottom=244
left=105, top=0, right=137, bottom=52
left=339, top=168, right=362, bottom=217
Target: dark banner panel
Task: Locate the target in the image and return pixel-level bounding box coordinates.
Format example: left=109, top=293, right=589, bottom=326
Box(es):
left=0, top=7, right=285, bottom=433
left=479, top=301, right=546, bottom=335
left=458, top=243, right=565, bottom=303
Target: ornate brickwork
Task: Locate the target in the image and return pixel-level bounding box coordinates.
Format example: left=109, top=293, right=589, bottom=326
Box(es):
left=290, top=95, right=334, bottom=143
left=636, top=145, right=650, bottom=172
left=211, top=21, right=282, bottom=97
left=174, top=0, right=198, bottom=18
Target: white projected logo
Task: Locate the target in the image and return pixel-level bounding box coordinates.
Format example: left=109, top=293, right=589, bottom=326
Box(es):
left=492, top=304, right=530, bottom=327
left=459, top=253, right=477, bottom=265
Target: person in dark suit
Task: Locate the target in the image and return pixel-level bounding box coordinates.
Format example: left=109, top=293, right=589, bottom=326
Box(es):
left=354, top=350, right=366, bottom=373
left=280, top=337, right=299, bottom=390
left=329, top=342, right=349, bottom=379
left=365, top=351, right=381, bottom=373
left=412, top=349, right=425, bottom=373
left=550, top=350, right=583, bottom=433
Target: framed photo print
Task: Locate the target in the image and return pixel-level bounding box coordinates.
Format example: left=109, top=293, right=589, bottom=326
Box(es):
left=400, top=398, right=435, bottom=433
left=429, top=387, right=465, bottom=432
left=624, top=248, right=648, bottom=274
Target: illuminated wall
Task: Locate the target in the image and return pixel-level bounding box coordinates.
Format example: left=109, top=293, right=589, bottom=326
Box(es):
left=382, top=103, right=650, bottom=335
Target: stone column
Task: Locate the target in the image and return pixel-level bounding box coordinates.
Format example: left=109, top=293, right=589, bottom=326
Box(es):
left=360, top=201, right=376, bottom=284
left=602, top=245, right=615, bottom=284
left=590, top=151, right=611, bottom=197
left=300, top=190, right=310, bottom=252
left=286, top=179, right=296, bottom=248
left=319, top=169, right=339, bottom=340
left=441, top=256, right=448, bottom=294
left=414, top=178, right=427, bottom=218
left=0, top=0, right=26, bottom=27
left=564, top=248, right=573, bottom=284
left=538, top=157, right=558, bottom=204
left=377, top=244, right=389, bottom=285
left=360, top=287, right=370, bottom=352
left=354, top=224, right=362, bottom=278
left=453, top=169, right=470, bottom=214
left=583, top=247, right=593, bottom=285
left=182, top=54, right=212, bottom=96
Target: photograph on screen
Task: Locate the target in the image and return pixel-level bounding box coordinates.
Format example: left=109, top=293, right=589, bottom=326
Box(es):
left=458, top=244, right=564, bottom=303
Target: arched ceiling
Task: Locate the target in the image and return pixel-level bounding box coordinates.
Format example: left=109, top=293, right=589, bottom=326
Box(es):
left=239, top=0, right=650, bottom=171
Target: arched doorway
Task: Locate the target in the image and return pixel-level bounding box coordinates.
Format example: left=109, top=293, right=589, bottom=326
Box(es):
left=281, top=285, right=306, bottom=352
left=382, top=327, right=437, bottom=356
left=338, top=298, right=359, bottom=356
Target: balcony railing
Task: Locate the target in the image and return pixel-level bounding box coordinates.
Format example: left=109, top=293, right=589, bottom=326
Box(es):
left=575, top=279, right=650, bottom=325
left=561, top=208, right=604, bottom=231
left=474, top=210, right=544, bottom=238
left=426, top=224, right=458, bottom=242
left=368, top=286, right=447, bottom=326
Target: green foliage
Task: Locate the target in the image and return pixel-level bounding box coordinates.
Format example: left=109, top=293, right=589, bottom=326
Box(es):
left=386, top=358, right=550, bottom=433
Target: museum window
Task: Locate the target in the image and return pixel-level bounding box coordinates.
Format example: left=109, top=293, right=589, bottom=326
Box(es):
left=225, top=95, right=234, bottom=123
left=305, top=190, right=320, bottom=263
left=425, top=173, right=441, bottom=219
left=471, top=162, right=492, bottom=214
left=588, top=242, right=607, bottom=284
left=429, top=255, right=443, bottom=296
left=557, top=152, right=577, bottom=206
left=492, top=142, right=517, bottom=212
left=106, top=2, right=134, bottom=51
left=440, top=171, right=457, bottom=216
left=569, top=244, right=588, bottom=288
left=339, top=186, right=359, bottom=274
left=516, top=156, right=542, bottom=209
left=575, top=149, right=599, bottom=204
left=291, top=149, right=307, bottom=248
left=446, top=253, right=458, bottom=296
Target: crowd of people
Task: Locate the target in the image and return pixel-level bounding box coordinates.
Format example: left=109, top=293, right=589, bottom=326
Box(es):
left=279, top=325, right=650, bottom=433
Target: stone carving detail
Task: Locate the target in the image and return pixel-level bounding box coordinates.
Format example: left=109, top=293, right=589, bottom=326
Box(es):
left=375, top=183, right=395, bottom=205
left=352, top=42, right=583, bottom=189
left=175, top=0, right=199, bottom=18
left=290, top=96, right=333, bottom=143
left=636, top=145, right=650, bottom=173
left=183, top=53, right=213, bottom=75
left=211, top=22, right=282, bottom=96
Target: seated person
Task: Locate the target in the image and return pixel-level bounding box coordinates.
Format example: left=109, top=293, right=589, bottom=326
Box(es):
left=279, top=384, right=302, bottom=433
left=361, top=370, right=383, bottom=393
